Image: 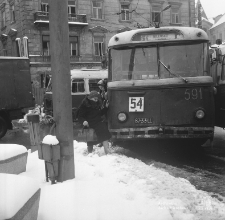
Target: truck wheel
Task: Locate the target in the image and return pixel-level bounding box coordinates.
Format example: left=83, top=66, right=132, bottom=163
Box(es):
left=0, top=116, right=7, bottom=139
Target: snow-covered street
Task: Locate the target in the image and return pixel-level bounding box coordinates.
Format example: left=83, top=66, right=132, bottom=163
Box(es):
left=18, top=140, right=225, bottom=220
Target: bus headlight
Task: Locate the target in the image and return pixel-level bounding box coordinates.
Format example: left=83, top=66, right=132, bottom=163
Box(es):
left=118, top=112, right=127, bottom=122
left=195, top=109, right=205, bottom=119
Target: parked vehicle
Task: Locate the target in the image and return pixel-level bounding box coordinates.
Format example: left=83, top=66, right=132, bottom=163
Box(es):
left=107, top=26, right=222, bottom=146
left=0, top=57, right=34, bottom=138
left=210, top=42, right=225, bottom=128
left=43, top=69, right=108, bottom=120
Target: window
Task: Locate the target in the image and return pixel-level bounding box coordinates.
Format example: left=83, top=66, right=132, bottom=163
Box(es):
left=41, top=0, right=49, bottom=14
left=171, top=7, right=180, bottom=24
left=121, top=4, right=130, bottom=21
left=152, top=6, right=161, bottom=23
left=72, top=79, right=85, bottom=93
left=42, top=35, right=50, bottom=55
left=12, top=40, right=17, bottom=56
left=10, top=4, right=15, bottom=22
left=69, top=36, right=78, bottom=56
left=68, top=1, right=76, bottom=17
left=3, top=46, right=7, bottom=56
left=1, top=9, right=6, bottom=28
left=94, top=36, right=104, bottom=56
left=89, top=79, right=101, bottom=91
left=92, top=1, right=102, bottom=19
left=110, top=43, right=208, bottom=81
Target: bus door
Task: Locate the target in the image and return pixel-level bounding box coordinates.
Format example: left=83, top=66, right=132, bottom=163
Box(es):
left=215, top=55, right=225, bottom=128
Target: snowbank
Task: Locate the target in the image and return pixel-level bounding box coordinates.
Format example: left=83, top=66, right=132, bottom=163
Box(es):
left=0, top=173, right=40, bottom=220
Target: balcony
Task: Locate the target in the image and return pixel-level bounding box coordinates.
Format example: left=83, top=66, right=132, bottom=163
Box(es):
left=29, top=55, right=102, bottom=63
left=34, top=11, right=88, bottom=27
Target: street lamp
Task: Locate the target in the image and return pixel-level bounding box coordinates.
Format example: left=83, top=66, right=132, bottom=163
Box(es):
left=154, top=4, right=171, bottom=28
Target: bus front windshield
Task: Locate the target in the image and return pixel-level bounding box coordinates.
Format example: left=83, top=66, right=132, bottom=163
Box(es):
left=110, top=42, right=208, bottom=81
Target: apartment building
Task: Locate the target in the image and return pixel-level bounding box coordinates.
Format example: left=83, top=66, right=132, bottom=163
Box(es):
left=0, top=0, right=195, bottom=101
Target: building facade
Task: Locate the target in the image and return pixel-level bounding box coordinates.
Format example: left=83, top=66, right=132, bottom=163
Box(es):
left=209, top=14, right=225, bottom=45
left=0, top=0, right=196, bottom=103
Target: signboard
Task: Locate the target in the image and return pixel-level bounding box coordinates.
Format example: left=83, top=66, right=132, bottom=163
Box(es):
left=132, top=32, right=183, bottom=42
left=129, top=97, right=144, bottom=112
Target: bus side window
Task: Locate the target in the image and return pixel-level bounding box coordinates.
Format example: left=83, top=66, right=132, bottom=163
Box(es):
left=89, top=79, right=100, bottom=91
left=72, top=79, right=85, bottom=93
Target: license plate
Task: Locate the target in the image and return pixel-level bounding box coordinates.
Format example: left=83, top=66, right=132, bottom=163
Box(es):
left=135, top=118, right=153, bottom=124
left=129, top=97, right=144, bottom=112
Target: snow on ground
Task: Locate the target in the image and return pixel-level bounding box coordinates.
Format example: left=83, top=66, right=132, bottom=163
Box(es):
left=0, top=144, right=27, bottom=160
left=19, top=141, right=225, bottom=220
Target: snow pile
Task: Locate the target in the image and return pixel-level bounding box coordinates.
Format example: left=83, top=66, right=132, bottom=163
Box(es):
left=42, top=135, right=59, bottom=145
left=0, top=173, right=40, bottom=219
left=0, top=144, right=27, bottom=160
left=19, top=141, right=225, bottom=220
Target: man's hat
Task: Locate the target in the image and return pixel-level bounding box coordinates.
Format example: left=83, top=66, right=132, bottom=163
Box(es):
left=88, top=91, right=99, bottom=99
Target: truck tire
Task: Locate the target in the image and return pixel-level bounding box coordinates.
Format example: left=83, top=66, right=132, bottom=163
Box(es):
left=0, top=116, right=7, bottom=139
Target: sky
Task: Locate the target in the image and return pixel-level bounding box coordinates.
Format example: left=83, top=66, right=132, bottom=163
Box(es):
left=198, top=0, right=225, bottom=20
left=1, top=139, right=225, bottom=220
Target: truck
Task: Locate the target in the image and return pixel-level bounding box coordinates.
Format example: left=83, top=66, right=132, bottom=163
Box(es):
left=0, top=57, right=34, bottom=138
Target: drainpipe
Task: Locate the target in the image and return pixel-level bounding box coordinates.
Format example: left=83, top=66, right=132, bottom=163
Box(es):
left=189, top=0, right=191, bottom=27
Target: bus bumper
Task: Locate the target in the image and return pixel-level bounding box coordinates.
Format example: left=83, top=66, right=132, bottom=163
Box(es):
left=109, top=126, right=214, bottom=140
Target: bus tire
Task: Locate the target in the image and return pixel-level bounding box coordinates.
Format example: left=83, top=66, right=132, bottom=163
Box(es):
left=0, top=116, right=7, bottom=139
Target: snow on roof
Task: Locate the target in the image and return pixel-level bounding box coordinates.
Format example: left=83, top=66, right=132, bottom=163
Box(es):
left=210, top=13, right=225, bottom=30
left=0, top=173, right=40, bottom=219
left=0, top=144, right=27, bottom=161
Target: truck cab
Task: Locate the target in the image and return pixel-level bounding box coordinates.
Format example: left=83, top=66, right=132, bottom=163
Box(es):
left=0, top=57, right=34, bottom=138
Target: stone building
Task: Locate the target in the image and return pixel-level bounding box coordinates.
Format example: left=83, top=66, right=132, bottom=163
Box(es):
left=0, top=0, right=196, bottom=103
left=209, top=14, right=225, bottom=45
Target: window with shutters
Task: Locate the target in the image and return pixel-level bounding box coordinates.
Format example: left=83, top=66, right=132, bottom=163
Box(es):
left=171, top=7, right=180, bottom=24
left=68, top=0, right=76, bottom=18
left=94, top=36, right=104, bottom=56
left=152, top=6, right=161, bottom=23
left=42, top=35, right=50, bottom=55
left=10, top=4, right=16, bottom=23
left=41, top=0, right=49, bottom=13
left=69, top=36, right=78, bottom=56
left=121, top=4, right=130, bottom=21
left=92, top=1, right=102, bottom=19
left=1, top=9, right=6, bottom=29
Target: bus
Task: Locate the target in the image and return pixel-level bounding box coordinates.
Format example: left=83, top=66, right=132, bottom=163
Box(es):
left=44, top=69, right=108, bottom=119
left=107, top=26, right=224, bottom=147
left=210, top=43, right=225, bottom=128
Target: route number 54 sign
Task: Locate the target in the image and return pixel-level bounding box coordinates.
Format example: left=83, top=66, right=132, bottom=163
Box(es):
left=129, top=97, right=144, bottom=112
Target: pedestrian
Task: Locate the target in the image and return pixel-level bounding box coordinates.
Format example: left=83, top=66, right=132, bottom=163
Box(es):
left=101, top=54, right=108, bottom=69
left=97, top=79, right=107, bottom=104
left=77, top=90, right=111, bottom=154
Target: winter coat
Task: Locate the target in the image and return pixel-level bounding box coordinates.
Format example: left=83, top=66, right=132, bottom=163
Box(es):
left=77, top=97, right=111, bottom=142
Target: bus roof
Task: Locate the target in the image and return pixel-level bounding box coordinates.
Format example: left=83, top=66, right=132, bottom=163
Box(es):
left=70, top=69, right=108, bottom=79
left=108, top=26, right=208, bottom=48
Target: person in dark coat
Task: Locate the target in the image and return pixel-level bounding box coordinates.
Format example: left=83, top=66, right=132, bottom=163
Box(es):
left=97, top=79, right=107, bottom=103
left=77, top=90, right=111, bottom=154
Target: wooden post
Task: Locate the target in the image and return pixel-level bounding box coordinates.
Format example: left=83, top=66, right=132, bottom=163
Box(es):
left=49, top=0, right=75, bottom=181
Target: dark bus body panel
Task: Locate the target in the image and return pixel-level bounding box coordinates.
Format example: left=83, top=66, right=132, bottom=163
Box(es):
left=108, top=80, right=214, bottom=141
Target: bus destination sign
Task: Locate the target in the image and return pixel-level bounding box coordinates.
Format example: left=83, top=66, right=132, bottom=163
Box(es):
left=132, top=32, right=183, bottom=41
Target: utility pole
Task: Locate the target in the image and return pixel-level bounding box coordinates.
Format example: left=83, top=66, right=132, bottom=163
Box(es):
left=49, top=0, right=75, bottom=182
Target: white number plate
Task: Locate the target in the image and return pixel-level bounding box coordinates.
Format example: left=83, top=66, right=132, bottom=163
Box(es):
left=129, top=97, right=144, bottom=112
